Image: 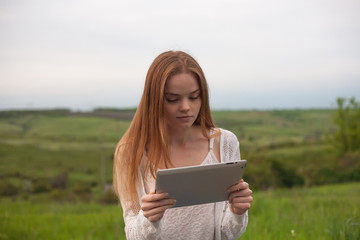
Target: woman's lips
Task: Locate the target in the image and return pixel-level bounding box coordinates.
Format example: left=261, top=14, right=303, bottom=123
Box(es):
left=177, top=115, right=192, bottom=120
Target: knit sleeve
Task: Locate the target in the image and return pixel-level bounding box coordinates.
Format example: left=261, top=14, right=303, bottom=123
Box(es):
left=219, top=128, right=248, bottom=239
left=121, top=202, right=161, bottom=240
left=220, top=128, right=241, bottom=163
left=114, top=154, right=161, bottom=239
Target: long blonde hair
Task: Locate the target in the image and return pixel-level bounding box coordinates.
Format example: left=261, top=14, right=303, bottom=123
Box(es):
left=113, top=51, right=216, bottom=208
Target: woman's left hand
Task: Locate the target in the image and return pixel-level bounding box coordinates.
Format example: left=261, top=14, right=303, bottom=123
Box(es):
left=227, top=179, right=253, bottom=215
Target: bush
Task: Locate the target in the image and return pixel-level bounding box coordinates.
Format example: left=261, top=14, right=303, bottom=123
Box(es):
left=71, top=185, right=92, bottom=202
left=98, top=185, right=118, bottom=205
left=32, top=179, right=51, bottom=193
left=339, top=166, right=360, bottom=182
left=338, top=151, right=360, bottom=169
left=0, top=181, right=19, bottom=197
left=308, top=167, right=340, bottom=186
left=332, top=97, right=360, bottom=153
left=49, top=189, right=76, bottom=203
left=271, top=160, right=304, bottom=188
left=50, top=172, right=68, bottom=189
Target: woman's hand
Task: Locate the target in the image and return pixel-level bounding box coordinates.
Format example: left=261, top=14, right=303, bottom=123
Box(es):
left=141, top=191, right=176, bottom=222
left=227, top=179, right=253, bottom=215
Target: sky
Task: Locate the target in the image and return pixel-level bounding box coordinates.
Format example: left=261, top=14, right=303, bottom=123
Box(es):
left=1, top=0, right=359, bottom=111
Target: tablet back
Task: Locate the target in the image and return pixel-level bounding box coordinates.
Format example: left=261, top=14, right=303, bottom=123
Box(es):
left=155, top=160, right=246, bottom=208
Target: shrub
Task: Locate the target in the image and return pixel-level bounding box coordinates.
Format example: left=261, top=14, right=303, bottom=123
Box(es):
left=308, top=167, right=339, bottom=186
left=32, top=179, right=51, bottom=193
left=50, top=172, right=68, bottom=189
left=338, top=151, right=360, bottom=169
left=0, top=181, right=19, bottom=197
left=339, top=166, right=360, bottom=182
left=49, top=189, right=76, bottom=203
left=71, top=185, right=92, bottom=202
left=332, top=97, right=360, bottom=153
left=271, top=160, right=304, bottom=188
left=98, top=185, right=118, bottom=205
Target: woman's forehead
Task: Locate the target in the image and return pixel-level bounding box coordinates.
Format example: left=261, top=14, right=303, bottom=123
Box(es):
left=165, top=73, right=200, bottom=94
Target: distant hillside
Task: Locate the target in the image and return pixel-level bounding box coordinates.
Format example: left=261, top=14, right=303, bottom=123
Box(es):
left=0, top=108, right=359, bottom=202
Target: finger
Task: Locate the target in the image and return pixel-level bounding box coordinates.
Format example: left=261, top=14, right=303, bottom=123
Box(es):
left=142, top=201, right=175, bottom=220
left=229, top=189, right=253, bottom=204
left=231, top=202, right=252, bottom=211
left=141, top=192, right=170, bottom=203
left=229, top=188, right=253, bottom=201
left=231, top=195, right=253, bottom=205
left=141, top=198, right=176, bottom=212
left=144, top=202, right=175, bottom=216
left=228, top=189, right=253, bottom=203
left=227, top=181, right=249, bottom=193
left=147, top=212, right=165, bottom=222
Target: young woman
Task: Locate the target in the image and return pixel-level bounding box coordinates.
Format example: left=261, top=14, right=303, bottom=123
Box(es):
left=113, top=50, right=253, bottom=240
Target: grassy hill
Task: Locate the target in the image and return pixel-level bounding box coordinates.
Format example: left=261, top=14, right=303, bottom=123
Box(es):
left=0, top=108, right=359, bottom=239
left=0, top=108, right=359, bottom=200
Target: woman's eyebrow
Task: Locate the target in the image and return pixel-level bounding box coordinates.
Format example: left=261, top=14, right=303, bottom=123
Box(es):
left=165, top=89, right=200, bottom=96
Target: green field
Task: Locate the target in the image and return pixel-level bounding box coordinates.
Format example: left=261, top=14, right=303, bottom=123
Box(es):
left=1, top=183, right=359, bottom=240
left=0, top=109, right=359, bottom=239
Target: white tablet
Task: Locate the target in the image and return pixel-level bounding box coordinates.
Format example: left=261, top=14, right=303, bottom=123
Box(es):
left=155, top=160, right=246, bottom=208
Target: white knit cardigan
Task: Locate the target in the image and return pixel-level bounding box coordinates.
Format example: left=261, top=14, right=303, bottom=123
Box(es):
left=117, top=128, right=248, bottom=240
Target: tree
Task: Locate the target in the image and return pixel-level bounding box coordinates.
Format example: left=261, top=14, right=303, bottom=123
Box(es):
left=332, top=97, right=360, bottom=153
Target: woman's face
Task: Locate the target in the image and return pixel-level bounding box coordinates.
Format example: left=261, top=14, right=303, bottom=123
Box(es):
left=163, top=72, right=202, bottom=130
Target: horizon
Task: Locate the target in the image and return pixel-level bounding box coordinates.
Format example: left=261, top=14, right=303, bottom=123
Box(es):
left=0, top=105, right=340, bottom=112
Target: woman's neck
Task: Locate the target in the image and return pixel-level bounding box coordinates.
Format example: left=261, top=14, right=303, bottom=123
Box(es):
left=166, top=125, right=202, bottom=146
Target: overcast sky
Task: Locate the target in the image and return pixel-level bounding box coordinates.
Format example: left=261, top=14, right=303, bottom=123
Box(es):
left=1, top=0, right=359, bottom=111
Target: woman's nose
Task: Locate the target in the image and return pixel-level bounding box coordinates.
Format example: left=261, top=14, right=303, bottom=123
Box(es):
left=179, top=99, right=190, bottom=111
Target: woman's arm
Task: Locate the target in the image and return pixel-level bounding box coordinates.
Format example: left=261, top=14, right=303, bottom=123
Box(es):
left=220, top=179, right=252, bottom=239
left=219, top=129, right=252, bottom=239
left=221, top=206, right=249, bottom=240
left=122, top=203, right=160, bottom=240
left=121, top=188, right=175, bottom=239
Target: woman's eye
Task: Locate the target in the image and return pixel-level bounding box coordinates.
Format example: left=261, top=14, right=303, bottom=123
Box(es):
left=190, top=95, right=200, bottom=100
left=166, top=98, right=178, bottom=103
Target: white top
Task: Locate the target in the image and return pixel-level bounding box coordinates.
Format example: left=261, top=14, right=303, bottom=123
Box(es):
left=144, top=137, right=218, bottom=239
left=116, top=128, right=248, bottom=240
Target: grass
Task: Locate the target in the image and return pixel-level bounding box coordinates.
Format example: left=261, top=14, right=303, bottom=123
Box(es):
left=0, top=115, right=130, bottom=142
left=0, top=201, right=125, bottom=240
left=242, top=183, right=360, bottom=240
left=0, top=183, right=358, bottom=240
left=1, top=109, right=359, bottom=239
left=0, top=141, right=113, bottom=183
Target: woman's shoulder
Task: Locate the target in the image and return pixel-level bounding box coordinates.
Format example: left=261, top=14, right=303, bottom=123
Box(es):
left=217, top=128, right=239, bottom=143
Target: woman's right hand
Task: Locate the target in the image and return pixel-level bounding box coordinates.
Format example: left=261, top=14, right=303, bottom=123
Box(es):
left=141, top=191, right=176, bottom=222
